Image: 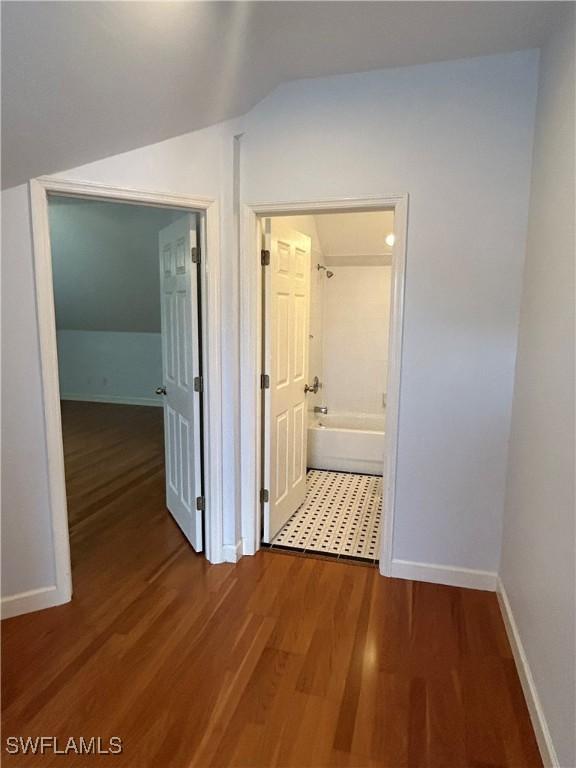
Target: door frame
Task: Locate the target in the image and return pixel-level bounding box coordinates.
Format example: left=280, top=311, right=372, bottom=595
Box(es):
left=29, top=176, right=225, bottom=607
left=239, top=195, right=409, bottom=576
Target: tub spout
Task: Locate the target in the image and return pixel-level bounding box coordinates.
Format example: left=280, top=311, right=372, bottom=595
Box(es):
left=314, top=406, right=328, bottom=415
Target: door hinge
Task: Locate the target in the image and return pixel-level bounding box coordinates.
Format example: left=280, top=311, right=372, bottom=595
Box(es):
left=260, top=488, right=269, bottom=504
left=191, top=246, right=200, bottom=264
left=194, top=376, right=203, bottom=393
left=261, top=249, right=270, bottom=266
left=196, top=496, right=205, bottom=512
left=260, top=374, right=270, bottom=389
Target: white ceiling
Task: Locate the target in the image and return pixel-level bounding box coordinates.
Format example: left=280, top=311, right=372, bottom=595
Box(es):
left=315, top=212, right=395, bottom=266
left=2, top=1, right=559, bottom=189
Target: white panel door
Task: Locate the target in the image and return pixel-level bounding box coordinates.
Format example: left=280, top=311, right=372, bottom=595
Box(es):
left=263, top=220, right=311, bottom=542
left=158, top=215, right=203, bottom=551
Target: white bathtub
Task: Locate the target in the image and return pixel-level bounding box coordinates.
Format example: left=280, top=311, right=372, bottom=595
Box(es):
left=307, top=412, right=385, bottom=475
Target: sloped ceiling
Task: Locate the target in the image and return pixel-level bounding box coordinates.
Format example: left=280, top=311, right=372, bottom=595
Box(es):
left=2, top=1, right=558, bottom=189
left=315, top=212, right=396, bottom=267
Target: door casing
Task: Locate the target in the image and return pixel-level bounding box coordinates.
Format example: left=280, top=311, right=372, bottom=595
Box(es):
left=239, top=195, right=409, bottom=576
left=29, top=176, right=225, bottom=610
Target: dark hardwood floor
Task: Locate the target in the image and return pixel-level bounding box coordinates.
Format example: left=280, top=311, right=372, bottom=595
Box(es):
left=2, top=401, right=542, bottom=767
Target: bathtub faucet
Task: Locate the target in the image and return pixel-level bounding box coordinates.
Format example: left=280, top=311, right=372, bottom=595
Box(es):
left=304, top=376, right=320, bottom=394
left=314, top=406, right=328, bottom=415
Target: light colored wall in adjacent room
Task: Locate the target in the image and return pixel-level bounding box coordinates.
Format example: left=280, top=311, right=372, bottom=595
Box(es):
left=499, top=7, right=575, bottom=767
left=322, top=266, right=391, bottom=415
left=49, top=197, right=176, bottom=333
left=242, top=50, right=539, bottom=573
left=49, top=197, right=175, bottom=407
left=57, top=330, right=162, bottom=407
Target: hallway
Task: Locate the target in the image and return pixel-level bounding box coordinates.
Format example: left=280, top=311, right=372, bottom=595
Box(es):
left=1, top=403, right=542, bottom=767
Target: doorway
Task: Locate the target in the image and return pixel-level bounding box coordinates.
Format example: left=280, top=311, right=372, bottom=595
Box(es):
left=30, top=178, right=224, bottom=609
left=239, top=196, right=408, bottom=575
left=261, top=211, right=394, bottom=563
left=50, top=196, right=204, bottom=557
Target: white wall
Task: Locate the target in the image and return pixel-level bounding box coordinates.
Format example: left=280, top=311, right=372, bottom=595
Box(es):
left=308, top=259, right=325, bottom=414
left=242, top=50, right=539, bottom=573
left=1, top=184, right=58, bottom=597
left=49, top=197, right=176, bottom=407
left=499, top=7, right=575, bottom=767
left=323, top=266, right=391, bottom=415
left=49, top=198, right=177, bottom=333
left=57, top=331, right=162, bottom=406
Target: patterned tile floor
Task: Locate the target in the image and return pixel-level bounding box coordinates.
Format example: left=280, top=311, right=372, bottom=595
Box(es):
left=270, top=469, right=382, bottom=563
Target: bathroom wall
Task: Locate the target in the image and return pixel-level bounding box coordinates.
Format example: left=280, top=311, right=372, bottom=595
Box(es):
left=308, top=254, right=325, bottom=413
left=322, top=266, right=392, bottom=415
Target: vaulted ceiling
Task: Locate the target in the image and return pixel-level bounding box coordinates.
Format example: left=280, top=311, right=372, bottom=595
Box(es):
left=315, top=212, right=396, bottom=267
left=2, top=1, right=559, bottom=189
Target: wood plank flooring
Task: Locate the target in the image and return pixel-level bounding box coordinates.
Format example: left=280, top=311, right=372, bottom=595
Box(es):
left=1, top=402, right=542, bottom=767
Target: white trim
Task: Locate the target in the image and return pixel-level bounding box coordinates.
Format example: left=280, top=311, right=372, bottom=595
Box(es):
left=390, top=558, right=498, bottom=591
left=198, top=204, right=225, bottom=564
left=222, top=540, right=244, bottom=563
left=380, top=195, right=408, bottom=576
left=30, top=179, right=73, bottom=609
left=60, top=393, right=163, bottom=408
left=239, top=195, right=408, bottom=573
left=1, top=586, right=67, bottom=620
left=39, top=177, right=215, bottom=210
left=239, top=209, right=263, bottom=557
left=29, top=177, right=225, bottom=612
left=497, top=579, right=559, bottom=768
left=246, top=194, right=408, bottom=215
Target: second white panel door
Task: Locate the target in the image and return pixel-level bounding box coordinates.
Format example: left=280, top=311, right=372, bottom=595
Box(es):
left=263, top=219, right=311, bottom=542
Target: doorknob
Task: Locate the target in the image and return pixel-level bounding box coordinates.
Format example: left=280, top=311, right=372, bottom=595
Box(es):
left=155, top=385, right=167, bottom=395
left=304, top=376, right=320, bottom=394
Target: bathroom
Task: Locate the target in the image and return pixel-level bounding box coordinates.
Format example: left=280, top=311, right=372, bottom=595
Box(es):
left=263, top=210, right=394, bottom=563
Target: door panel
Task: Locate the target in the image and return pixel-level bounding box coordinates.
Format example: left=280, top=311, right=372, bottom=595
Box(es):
left=159, top=215, right=203, bottom=551
left=292, top=401, right=305, bottom=486
left=263, top=220, right=311, bottom=542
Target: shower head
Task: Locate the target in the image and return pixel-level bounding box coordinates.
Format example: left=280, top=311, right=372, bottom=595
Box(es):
left=317, top=264, right=335, bottom=278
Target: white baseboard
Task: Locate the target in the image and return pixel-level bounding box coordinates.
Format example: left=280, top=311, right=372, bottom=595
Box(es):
left=497, top=579, right=558, bottom=768
left=1, top=585, right=70, bottom=620
left=242, top=539, right=257, bottom=557
left=222, top=540, right=243, bottom=563
left=390, top=558, right=497, bottom=591
left=60, top=393, right=162, bottom=408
